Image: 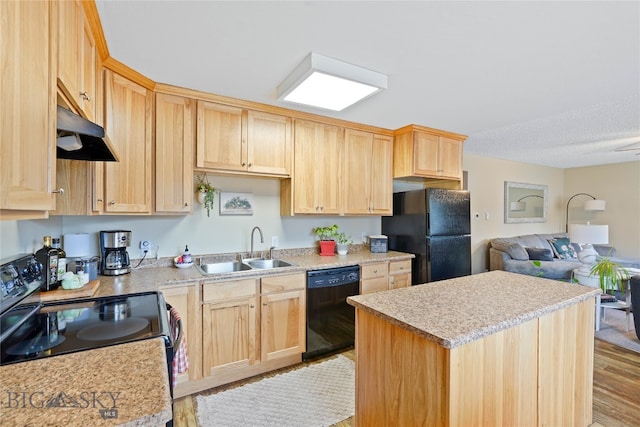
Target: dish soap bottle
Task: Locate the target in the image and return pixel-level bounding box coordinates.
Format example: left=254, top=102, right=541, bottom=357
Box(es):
left=182, top=245, right=192, bottom=264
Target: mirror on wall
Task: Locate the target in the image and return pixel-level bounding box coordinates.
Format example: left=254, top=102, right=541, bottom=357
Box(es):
left=504, top=181, right=548, bottom=223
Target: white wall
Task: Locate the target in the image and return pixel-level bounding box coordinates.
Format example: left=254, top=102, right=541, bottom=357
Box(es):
left=463, top=153, right=566, bottom=274
left=0, top=175, right=380, bottom=260
left=564, top=161, right=640, bottom=258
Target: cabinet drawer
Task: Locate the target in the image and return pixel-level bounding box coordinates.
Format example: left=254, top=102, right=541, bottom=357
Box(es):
left=261, top=272, right=305, bottom=294
left=361, top=262, right=388, bottom=280
left=202, top=278, right=257, bottom=303
left=361, top=277, right=388, bottom=295
left=389, top=260, right=411, bottom=275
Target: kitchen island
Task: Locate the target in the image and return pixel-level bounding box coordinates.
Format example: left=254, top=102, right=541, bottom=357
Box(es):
left=347, top=270, right=600, bottom=427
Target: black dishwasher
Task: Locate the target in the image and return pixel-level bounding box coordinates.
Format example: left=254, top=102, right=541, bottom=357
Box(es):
left=303, top=265, right=360, bottom=361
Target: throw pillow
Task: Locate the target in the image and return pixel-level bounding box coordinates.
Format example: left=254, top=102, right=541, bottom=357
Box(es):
left=548, top=238, right=578, bottom=259
left=492, top=240, right=529, bottom=260
left=525, top=247, right=553, bottom=261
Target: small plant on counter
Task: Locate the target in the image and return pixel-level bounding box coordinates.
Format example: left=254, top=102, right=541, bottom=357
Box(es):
left=313, top=224, right=339, bottom=256
left=196, top=174, right=216, bottom=217
left=313, top=224, right=339, bottom=241
left=336, top=232, right=353, bottom=245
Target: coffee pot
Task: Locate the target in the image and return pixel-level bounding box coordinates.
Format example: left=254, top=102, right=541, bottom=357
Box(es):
left=99, top=230, right=132, bottom=276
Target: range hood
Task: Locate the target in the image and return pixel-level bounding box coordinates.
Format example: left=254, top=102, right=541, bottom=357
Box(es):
left=56, top=106, right=119, bottom=162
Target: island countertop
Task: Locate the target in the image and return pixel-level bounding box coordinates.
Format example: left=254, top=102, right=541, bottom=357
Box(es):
left=347, top=270, right=600, bottom=349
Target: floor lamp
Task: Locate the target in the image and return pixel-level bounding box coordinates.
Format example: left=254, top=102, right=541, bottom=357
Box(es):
left=565, top=193, right=606, bottom=232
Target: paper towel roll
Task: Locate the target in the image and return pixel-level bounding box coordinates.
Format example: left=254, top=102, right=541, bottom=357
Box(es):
left=64, top=233, right=91, bottom=258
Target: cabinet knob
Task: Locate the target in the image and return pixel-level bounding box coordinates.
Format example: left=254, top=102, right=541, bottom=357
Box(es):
left=373, top=269, right=378, bottom=274
left=80, top=91, right=91, bottom=102
left=52, top=188, right=64, bottom=195
left=263, top=302, right=268, bottom=306
left=108, top=200, right=116, bottom=205
left=184, top=202, right=188, bottom=207
left=96, top=198, right=103, bottom=203
left=248, top=163, right=252, bottom=167
left=250, top=304, right=255, bottom=308
left=242, top=162, right=246, bottom=167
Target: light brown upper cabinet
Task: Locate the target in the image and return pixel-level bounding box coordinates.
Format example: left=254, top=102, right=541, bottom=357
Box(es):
left=343, top=129, right=393, bottom=215
left=103, top=70, right=152, bottom=214
left=0, top=0, right=56, bottom=219
left=155, top=93, right=195, bottom=214
left=57, top=0, right=97, bottom=121
left=282, top=120, right=343, bottom=215
left=196, top=101, right=292, bottom=177
left=393, top=125, right=466, bottom=182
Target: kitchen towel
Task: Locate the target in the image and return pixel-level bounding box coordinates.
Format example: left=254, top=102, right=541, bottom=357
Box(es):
left=169, top=306, right=189, bottom=386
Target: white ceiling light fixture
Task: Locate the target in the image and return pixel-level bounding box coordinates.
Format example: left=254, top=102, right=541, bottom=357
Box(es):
left=276, top=52, right=388, bottom=112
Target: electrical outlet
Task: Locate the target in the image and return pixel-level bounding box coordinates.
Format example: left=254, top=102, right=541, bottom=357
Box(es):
left=271, top=236, right=278, bottom=247
left=139, top=240, right=153, bottom=250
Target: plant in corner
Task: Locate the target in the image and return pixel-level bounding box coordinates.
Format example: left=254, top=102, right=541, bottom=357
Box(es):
left=589, top=256, right=630, bottom=297
left=313, top=224, right=339, bottom=256
left=196, top=174, right=216, bottom=217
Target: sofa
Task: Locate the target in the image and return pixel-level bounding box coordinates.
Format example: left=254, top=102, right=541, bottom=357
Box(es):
left=490, top=233, right=640, bottom=280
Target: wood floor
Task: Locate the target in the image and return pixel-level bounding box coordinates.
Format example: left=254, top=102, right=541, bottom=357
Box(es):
left=173, top=339, right=639, bottom=427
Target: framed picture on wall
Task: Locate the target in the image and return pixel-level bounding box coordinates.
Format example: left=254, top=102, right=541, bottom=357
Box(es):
left=220, top=192, right=254, bottom=215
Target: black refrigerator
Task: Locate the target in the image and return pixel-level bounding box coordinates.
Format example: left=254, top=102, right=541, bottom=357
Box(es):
left=382, top=188, right=471, bottom=285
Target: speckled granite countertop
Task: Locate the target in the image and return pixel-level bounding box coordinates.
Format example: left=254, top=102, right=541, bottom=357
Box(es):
left=347, top=270, right=600, bottom=349
left=0, top=337, right=172, bottom=426
left=89, top=249, right=413, bottom=298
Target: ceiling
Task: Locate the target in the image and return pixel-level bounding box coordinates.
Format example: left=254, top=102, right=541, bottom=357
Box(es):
left=95, top=1, right=640, bottom=169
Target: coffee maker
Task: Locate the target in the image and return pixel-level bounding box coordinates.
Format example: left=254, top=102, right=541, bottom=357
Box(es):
left=100, top=230, right=132, bottom=276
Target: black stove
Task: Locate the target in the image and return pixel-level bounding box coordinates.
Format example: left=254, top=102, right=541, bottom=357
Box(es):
left=0, top=292, right=170, bottom=366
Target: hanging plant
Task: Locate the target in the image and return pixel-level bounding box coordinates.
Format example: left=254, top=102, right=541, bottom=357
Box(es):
left=196, top=174, right=216, bottom=217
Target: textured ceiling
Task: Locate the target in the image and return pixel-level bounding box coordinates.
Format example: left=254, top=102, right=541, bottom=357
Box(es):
left=95, top=1, right=640, bottom=169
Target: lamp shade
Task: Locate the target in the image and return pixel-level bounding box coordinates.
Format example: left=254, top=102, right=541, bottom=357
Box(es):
left=584, top=199, right=606, bottom=211
left=568, top=224, right=609, bottom=244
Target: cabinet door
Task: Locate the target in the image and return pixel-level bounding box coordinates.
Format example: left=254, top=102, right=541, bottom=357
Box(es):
left=57, top=0, right=81, bottom=108
left=370, top=134, right=393, bottom=215
left=261, top=289, right=306, bottom=361
left=103, top=70, right=152, bottom=213
left=196, top=101, right=244, bottom=171
left=79, top=12, right=97, bottom=121
left=438, top=136, right=463, bottom=179
left=413, top=132, right=440, bottom=176
left=247, top=110, right=291, bottom=176
left=293, top=120, right=343, bottom=214
left=389, top=260, right=412, bottom=290
left=343, top=129, right=373, bottom=215
left=155, top=93, right=194, bottom=213
left=202, top=296, right=258, bottom=377
left=0, top=0, right=56, bottom=214
left=361, top=262, right=389, bottom=294
left=161, top=285, right=201, bottom=384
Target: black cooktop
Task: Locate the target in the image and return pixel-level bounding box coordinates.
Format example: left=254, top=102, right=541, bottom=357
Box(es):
left=0, top=292, right=170, bottom=366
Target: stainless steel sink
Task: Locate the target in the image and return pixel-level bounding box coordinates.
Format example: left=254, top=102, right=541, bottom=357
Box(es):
left=245, top=259, right=294, bottom=269
left=196, top=261, right=252, bottom=275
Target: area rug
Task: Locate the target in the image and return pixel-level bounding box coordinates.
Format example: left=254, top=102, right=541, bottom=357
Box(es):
left=196, top=355, right=355, bottom=427
left=594, top=307, right=640, bottom=353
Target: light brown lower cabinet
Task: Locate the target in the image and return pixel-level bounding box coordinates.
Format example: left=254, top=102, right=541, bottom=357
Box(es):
left=360, top=262, right=388, bottom=294
left=362, top=261, right=413, bottom=293
left=173, top=273, right=305, bottom=396
left=160, top=284, right=201, bottom=398
left=389, top=260, right=411, bottom=289
left=354, top=298, right=594, bottom=426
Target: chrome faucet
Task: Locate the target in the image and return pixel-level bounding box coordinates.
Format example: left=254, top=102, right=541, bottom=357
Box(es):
left=250, top=226, right=264, bottom=258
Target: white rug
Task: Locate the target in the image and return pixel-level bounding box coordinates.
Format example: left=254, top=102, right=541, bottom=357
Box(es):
left=595, top=307, right=640, bottom=353
left=196, top=355, right=355, bottom=427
